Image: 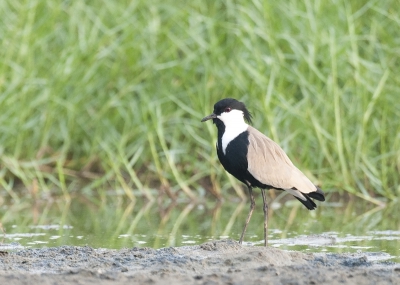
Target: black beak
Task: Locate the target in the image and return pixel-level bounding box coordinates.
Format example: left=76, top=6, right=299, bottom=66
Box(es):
left=201, top=113, right=217, bottom=122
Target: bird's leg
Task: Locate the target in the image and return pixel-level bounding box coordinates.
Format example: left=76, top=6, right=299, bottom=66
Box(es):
left=261, top=189, right=269, bottom=246
left=239, top=186, right=255, bottom=244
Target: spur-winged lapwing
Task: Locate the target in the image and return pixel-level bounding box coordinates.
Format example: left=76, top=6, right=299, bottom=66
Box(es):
left=201, top=98, right=325, bottom=246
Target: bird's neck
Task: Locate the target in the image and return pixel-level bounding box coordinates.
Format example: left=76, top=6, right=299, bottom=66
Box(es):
left=216, top=120, right=248, bottom=154
left=214, top=119, right=225, bottom=135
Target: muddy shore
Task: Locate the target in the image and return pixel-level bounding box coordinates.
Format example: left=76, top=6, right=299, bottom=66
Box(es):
left=0, top=240, right=399, bottom=284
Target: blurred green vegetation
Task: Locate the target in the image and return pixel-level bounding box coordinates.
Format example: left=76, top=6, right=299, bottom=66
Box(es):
left=0, top=0, right=399, bottom=201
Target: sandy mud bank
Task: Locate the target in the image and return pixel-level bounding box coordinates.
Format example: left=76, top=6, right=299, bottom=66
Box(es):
left=0, top=240, right=399, bottom=284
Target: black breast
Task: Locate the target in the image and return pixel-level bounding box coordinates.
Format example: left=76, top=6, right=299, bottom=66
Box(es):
left=217, top=131, right=250, bottom=185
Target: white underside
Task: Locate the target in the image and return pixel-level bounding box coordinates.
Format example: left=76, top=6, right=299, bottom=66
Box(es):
left=284, top=188, right=307, bottom=201
left=218, top=110, right=249, bottom=154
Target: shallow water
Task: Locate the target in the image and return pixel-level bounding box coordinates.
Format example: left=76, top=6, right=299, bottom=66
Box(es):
left=1, top=193, right=399, bottom=262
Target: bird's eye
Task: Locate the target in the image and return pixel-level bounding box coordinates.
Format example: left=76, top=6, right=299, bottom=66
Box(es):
left=225, top=107, right=231, bottom=112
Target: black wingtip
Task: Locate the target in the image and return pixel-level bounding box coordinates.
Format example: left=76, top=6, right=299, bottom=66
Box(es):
left=308, top=186, right=325, bottom=201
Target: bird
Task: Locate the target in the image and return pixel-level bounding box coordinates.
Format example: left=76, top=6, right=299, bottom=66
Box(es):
left=201, top=98, right=325, bottom=246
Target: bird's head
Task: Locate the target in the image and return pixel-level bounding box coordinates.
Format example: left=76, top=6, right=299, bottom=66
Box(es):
left=201, top=98, right=252, bottom=126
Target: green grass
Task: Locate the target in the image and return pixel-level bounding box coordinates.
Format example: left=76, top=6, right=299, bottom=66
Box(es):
left=0, top=0, right=399, bottom=202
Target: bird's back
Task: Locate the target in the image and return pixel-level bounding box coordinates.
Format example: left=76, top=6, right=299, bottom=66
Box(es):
left=246, top=126, right=318, bottom=195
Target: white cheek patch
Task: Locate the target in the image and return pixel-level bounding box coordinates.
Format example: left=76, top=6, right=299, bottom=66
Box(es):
left=218, top=110, right=249, bottom=154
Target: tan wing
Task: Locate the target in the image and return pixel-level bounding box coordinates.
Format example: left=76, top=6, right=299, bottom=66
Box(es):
left=247, top=126, right=317, bottom=200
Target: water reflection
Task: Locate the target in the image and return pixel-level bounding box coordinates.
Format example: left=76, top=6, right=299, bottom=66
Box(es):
left=0, top=193, right=399, bottom=261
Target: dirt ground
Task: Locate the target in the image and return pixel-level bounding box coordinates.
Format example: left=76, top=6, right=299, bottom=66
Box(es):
left=0, top=239, right=399, bottom=285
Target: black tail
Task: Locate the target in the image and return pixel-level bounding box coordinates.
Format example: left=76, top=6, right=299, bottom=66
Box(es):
left=294, top=195, right=317, bottom=210
left=293, top=186, right=326, bottom=210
